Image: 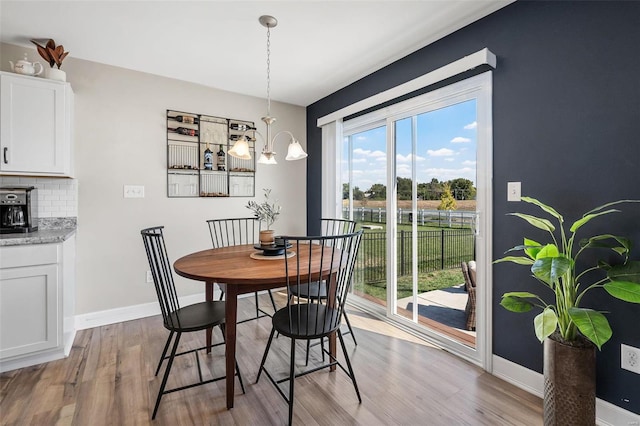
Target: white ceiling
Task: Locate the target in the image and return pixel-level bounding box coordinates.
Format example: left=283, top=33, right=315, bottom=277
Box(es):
left=1, top=1, right=512, bottom=106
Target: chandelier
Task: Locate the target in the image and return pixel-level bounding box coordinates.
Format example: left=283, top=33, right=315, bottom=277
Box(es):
left=228, top=15, right=307, bottom=165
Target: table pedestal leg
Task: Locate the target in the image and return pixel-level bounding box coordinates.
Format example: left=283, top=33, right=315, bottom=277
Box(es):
left=225, top=285, right=238, bottom=409
left=327, top=273, right=337, bottom=372
left=329, top=331, right=337, bottom=372
left=205, top=282, right=214, bottom=353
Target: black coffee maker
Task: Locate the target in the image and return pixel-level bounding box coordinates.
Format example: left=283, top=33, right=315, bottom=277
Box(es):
left=0, top=186, right=38, bottom=233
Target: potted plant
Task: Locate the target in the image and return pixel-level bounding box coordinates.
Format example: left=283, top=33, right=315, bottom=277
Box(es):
left=30, top=39, right=69, bottom=82
left=495, top=196, right=640, bottom=425
left=246, top=188, right=281, bottom=245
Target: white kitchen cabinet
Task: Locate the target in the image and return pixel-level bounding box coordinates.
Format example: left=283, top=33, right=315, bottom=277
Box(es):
left=0, top=236, right=76, bottom=372
left=0, top=71, right=74, bottom=177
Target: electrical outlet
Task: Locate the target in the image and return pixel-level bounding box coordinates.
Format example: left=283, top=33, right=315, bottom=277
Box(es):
left=124, top=185, right=145, bottom=198
left=621, top=344, right=640, bottom=374
left=507, top=182, right=521, bottom=202
left=146, top=270, right=153, bottom=283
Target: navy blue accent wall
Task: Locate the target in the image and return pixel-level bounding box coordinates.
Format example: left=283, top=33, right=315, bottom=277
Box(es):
left=306, top=1, right=640, bottom=414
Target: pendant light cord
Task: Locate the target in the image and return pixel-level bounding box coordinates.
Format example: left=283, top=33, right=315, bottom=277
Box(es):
left=266, top=25, right=271, bottom=116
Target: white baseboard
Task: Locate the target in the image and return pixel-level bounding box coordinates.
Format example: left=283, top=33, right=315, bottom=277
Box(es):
left=492, top=355, right=640, bottom=426
left=74, top=293, right=205, bottom=330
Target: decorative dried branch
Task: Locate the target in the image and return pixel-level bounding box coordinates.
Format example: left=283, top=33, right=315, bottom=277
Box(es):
left=30, top=38, right=69, bottom=69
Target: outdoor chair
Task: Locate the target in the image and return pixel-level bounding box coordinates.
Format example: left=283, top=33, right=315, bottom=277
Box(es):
left=461, top=261, right=476, bottom=331
left=256, top=230, right=364, bottom=426
left=141, top=226, right=245, bottom=419
left=207, top=217, right=278, bottom=323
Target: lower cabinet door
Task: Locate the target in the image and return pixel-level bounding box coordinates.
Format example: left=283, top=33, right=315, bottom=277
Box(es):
left=0, top=264, right=59, bottom=359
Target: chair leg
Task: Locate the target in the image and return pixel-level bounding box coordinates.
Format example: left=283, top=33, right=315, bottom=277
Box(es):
left=338, top=330, right=362, bottom=403
left=256, top=327, right=276, bottom=383
left=152, top=331, right=182, bottom=419
left=342, top=310, right=357, bottom=346
left=154, top=331, right=174, bottom=376
left=305, top=340, right=311, bottom=366
left=288, top=337, right=296, bottom=426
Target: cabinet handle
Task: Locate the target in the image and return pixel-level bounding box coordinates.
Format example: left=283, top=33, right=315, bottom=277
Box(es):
left=3, top=148, right=7, bottom=164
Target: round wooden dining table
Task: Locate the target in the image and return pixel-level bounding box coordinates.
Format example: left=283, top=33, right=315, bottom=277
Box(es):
left=173, top=243, right=340, bottom=410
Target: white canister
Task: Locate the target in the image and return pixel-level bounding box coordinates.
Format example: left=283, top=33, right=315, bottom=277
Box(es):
left=46, top=68, right=66, bottom=82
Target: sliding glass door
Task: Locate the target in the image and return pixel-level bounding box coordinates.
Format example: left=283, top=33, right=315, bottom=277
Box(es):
left=392, top=101, right=478, bottom=350
left=340, top=73, right=492, bottom=367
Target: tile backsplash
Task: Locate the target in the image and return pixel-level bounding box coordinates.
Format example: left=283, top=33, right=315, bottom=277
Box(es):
left=0, top=176, right=78, bottom=218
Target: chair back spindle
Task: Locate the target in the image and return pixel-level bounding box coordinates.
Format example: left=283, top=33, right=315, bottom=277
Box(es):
left=141, top=226, right=181, bottom=329
left=207, top=217, right=258, bottom=249
left=282, top=231, right=363, bottom=339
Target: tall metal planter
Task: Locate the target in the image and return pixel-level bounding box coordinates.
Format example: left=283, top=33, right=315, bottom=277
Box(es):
left=543, top=335, right=596, bottom=426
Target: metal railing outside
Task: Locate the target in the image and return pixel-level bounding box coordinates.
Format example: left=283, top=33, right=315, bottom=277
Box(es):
left=354, top=229, right=476, bottom=285
left=343, top=206, right=477, bottom=229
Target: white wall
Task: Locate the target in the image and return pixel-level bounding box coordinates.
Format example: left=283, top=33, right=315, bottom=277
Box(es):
left=1, top=43, right=307, bottom=315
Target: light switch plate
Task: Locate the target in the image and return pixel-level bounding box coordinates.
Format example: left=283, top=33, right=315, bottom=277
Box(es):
left=507, top=182, right=521, bottom=202
left=124, top=185, right=145, bottom=198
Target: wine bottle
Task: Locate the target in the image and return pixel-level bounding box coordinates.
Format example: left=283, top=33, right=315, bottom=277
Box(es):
left=168, top=127, right=198, bottom=137
left=229, top=134, right=253, bottom=141
left=230, top=123, right=255, bottom=131
left=173, top=115, right=199, bottom=124
left=204, top=145, right=213, bottom=170
left=217, top=144, right=226, bottom=171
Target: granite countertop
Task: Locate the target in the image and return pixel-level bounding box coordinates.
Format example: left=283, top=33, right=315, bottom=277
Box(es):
left=0, top=218, right=77, bottom=247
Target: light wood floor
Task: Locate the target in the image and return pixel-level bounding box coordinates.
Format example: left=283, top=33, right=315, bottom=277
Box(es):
left=0, top=295, right=542, bottom=425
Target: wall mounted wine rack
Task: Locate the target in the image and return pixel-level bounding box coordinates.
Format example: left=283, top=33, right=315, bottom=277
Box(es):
left=167, top=110, right=256, bottom=198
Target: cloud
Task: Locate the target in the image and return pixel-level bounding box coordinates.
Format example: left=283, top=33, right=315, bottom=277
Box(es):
left=353, top=148, right=386, bottom=158
left=424, top=167, right=476, bottom=183
left=396, top=153, right=426, bottom=163
left=464, top=121, right=477, bottom=130
left=352, top=158, right=367, bottom=163
left=450, top=136, right=471, bottom=143
left=427, top=148, right=455, bottom=157
left=444, top=158, right=454, bottom=162
left=462, top=160, right=477, bottom=166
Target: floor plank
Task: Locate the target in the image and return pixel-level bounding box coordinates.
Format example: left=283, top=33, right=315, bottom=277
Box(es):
left=0, top=295, right=542, bottom=425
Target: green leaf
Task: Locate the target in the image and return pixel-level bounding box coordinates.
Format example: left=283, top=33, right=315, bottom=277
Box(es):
left=507, top=212, right=556, bottom=232
left=493, top=256, right=535, bottom=265
left=534, top=308, right=558, bottom=342
left=503, top=291, right=540, bottom=299
left=568, top=308, right=612, bottom=350
left=570, top=209, right=620, bottom=233
left=531, top=256, right=571, bottom=285
left=607, top=261, right=640, bottom=283
left=583, top=199, right=640, bottom=217
left=603, top=281, right=640, bottom=303
left=521, top=196, right=564, bottom=222
left=523, top=238, right=542, bottom=260
left=500, top=295, right=534, bottom=312
left=535, top=244, right=560, bottom=260
left=580, top=234, right=631, bottom=257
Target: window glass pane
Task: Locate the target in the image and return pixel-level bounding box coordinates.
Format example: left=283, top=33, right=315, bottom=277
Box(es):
left=344, top=126, right=387, bottom=305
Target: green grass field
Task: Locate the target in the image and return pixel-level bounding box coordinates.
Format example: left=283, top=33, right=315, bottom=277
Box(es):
left=350, top=221, right=470, bottom=302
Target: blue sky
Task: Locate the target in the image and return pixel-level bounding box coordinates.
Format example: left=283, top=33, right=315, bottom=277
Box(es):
left=343, top=99, right=477, bottom=192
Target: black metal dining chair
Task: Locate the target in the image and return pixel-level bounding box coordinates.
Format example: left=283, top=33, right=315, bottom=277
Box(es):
left=141, top=226, right=245, bottom=419
left=290, top=218, right=358, bottom=364
left=206, top=217, right=278, bottom=323
left=256, top=230, right=364, bottom=426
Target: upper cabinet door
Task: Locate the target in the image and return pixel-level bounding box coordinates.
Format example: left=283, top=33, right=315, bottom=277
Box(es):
left=0, top=72, right=73, bottom=177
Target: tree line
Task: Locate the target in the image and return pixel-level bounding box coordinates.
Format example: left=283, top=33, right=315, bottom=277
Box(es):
left=344, top=177, right=476, bottom=202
